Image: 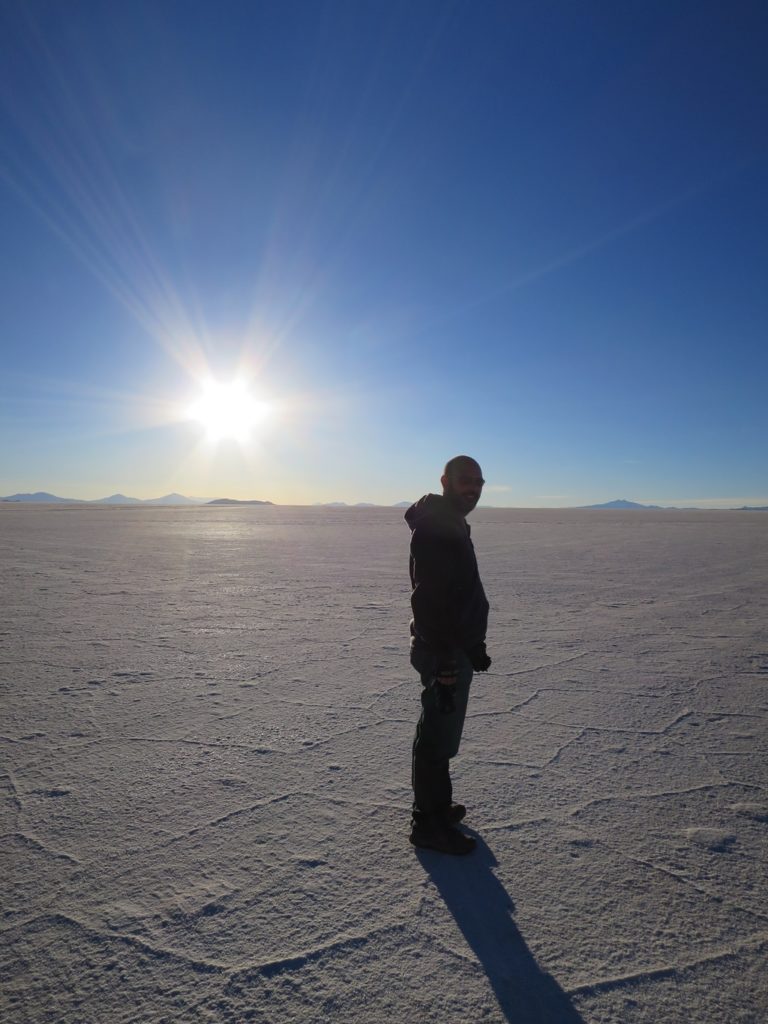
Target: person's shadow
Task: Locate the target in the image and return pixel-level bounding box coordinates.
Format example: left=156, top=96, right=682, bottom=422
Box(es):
left=415, top=831, right=586, bottom=1023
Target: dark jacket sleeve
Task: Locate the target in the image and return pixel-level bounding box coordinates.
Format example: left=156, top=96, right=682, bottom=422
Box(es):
left=410, top=524, right=459, bottom=667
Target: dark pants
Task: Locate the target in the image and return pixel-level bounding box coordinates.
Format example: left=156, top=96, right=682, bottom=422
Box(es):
left=411, top=646, right=473, bottom=821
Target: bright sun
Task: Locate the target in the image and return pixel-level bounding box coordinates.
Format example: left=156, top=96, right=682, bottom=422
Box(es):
left=187, top=378, right=271, bottom=442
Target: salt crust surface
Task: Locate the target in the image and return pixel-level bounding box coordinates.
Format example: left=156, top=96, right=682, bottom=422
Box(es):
left=1, top=504, right=767, bottom=1023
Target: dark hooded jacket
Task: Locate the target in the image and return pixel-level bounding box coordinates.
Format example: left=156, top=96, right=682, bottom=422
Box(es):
left=405, top=493, right=489, bottom=667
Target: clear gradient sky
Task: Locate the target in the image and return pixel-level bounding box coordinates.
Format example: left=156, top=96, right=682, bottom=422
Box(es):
left=1, top=0, right=766, bottom=507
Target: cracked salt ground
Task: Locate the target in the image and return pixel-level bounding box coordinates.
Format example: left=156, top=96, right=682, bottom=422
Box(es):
left=2, top=505, right=767, bottom=1023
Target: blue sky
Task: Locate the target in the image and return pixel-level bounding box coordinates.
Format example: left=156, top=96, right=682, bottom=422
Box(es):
left=1, top=0, right=766, bottom=506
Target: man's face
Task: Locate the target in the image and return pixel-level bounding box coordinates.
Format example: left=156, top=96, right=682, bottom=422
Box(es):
left=442, top=462, right=485, bottom=516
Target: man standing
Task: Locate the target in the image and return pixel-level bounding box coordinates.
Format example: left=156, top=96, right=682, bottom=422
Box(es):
left=405, top=455, right=491, bottom=854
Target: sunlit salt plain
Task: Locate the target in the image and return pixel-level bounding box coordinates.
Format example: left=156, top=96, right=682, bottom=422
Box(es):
left=2, top=504, right=767, bottom=1023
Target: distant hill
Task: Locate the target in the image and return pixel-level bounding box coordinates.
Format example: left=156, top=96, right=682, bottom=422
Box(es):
left=393, top=501, right=413, bottom=508
left=577, top=498, right=746, bottom=510
left=1, top=491, right=81, bottom=503
left=99, top=493, right=143, bottom=504
left=207, top=498, right=273, bottom=505
left=577, top=498, right=667, bottom=510
left=143, top=493, right=201, bottom=505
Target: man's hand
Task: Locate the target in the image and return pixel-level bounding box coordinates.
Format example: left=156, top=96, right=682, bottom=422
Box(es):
left=468, top=642, right=492, bottom=672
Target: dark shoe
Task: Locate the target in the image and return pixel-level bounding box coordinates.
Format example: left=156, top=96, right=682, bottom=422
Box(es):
left=409, top=819, right=475, bottom=855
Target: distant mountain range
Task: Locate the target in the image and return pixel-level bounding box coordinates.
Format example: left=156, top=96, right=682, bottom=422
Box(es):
left=1, top=492, right=411, bottom=507
left=576, top=498, right=768, bottom=511
left=3, top=492, right=765, bottom=511
left=0, top=491, right=264, bottom=506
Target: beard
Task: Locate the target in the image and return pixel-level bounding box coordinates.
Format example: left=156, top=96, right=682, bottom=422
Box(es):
left=445, top=486, right=480, bottom=516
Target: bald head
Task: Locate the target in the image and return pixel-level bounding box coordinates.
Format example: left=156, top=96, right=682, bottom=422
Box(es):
left=441, top=455, right=484, bottom=516
left=443, top=455, right=482, bottom=479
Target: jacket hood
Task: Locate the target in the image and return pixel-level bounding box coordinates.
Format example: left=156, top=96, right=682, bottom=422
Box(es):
left=404, top=493, right=467, bottom=533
